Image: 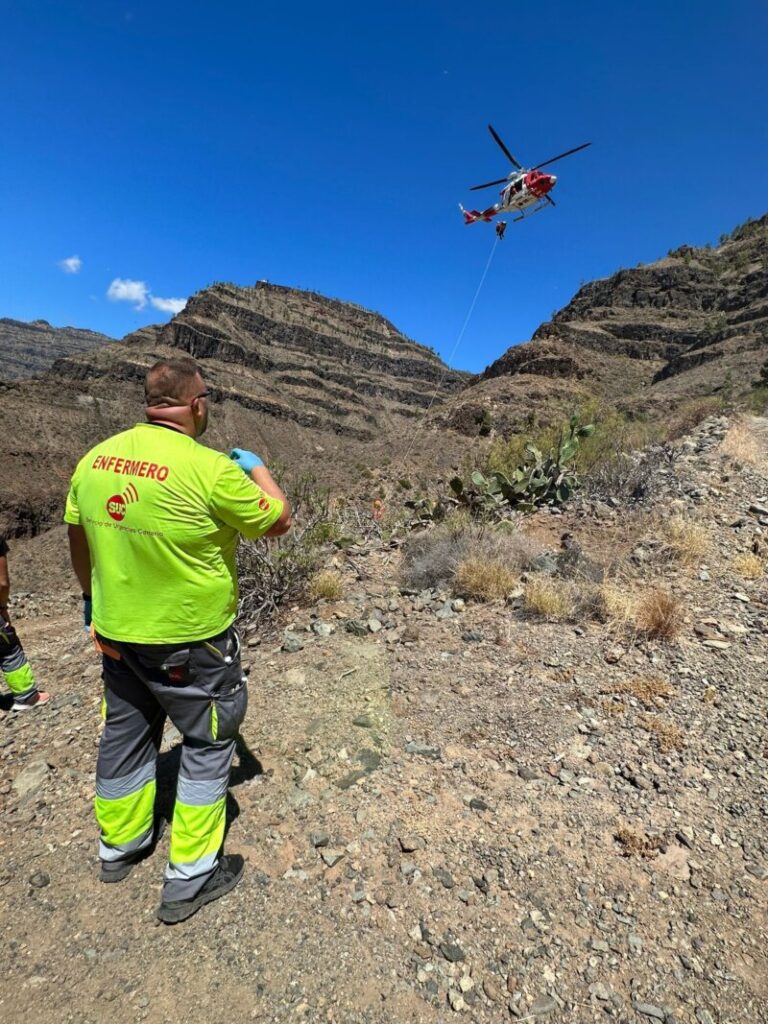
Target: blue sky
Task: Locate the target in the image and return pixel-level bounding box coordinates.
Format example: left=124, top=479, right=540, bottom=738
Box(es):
left=1, top=1, right=766, bottom=372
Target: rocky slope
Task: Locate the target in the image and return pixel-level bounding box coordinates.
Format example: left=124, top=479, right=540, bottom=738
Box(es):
left=0, top=284, right=467, bottom=537
left=1, top=414, right=766, bottom=1024
left=0, top=318, right=114, bottom=380
left=444, top=215, right=767, bottom=436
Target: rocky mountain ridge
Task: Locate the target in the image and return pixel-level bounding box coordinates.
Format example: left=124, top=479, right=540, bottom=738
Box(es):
left=0, top=317, right=114, bottom=380
left=442, top=215, right=767, bottom=436
left=0, top=283, right=468, bottom=537
left=2, top=214, right=766, bottom=536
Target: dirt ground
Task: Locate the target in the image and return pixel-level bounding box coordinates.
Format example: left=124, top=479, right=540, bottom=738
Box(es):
left=1, top=416, right=767, bottom=1024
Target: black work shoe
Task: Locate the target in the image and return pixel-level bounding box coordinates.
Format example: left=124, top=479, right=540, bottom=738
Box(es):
left=100, top=817, right=167, bottom=884
left=156, top=854, right=245, bottom=924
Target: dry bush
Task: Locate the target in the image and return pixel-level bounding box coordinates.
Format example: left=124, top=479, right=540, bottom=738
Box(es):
left=587, top=580, right=637, bottom=629
left=455, top=559, right=517, bottom=601
left=663, top=517, right=710, bottom=566
left=720, top=418, right=759, bottom=467
left=634, top=588, right=684, bottom=640
left=308, top=570, right=344, bottom=601
left=731, top=552, right=764, bottom=579
left=399, top=515, right=471, bottom=591
left=615, top=824, right=663, bottom=859
left=524, top=577, right=577, bottom=621
left=665, top=396, right=724, bottom=439
left=610, top=676, right=677, bottom=707
left=238, top=474, right=338, bottom=626
left=599, top=698, right=626, bottom=717
left=400, top=518, right=543, bottom=593
left=640, top=714, right=685, bottom=752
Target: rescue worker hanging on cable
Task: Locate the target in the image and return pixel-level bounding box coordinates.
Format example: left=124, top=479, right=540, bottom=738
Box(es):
left=495, top=220, right=507, bottom=241
left=65, top=357, right=291, bottom=923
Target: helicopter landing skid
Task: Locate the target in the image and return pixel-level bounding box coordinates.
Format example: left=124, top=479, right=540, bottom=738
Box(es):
left=512, top=201, right=549, bottom=223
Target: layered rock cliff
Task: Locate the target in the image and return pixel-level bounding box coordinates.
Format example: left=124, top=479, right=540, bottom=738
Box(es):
left=0, top=318, right=114, bottom=380
left=1, top=284, right=467, bottom=536
left=445, top=214, right=767, bottom=435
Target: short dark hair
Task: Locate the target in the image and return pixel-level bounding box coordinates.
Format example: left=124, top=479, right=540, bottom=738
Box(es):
left=145, top=357, right=202, bottom=406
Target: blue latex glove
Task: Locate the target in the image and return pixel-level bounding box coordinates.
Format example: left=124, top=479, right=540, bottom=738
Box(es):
left=83, top=595, right=92, bottom=632
left=229, top=448, right=264, bottom=474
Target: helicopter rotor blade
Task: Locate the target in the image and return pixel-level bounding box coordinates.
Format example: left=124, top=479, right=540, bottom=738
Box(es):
left=531, top=142, right=591, bottom=170
left=487, top=124, right=523, bottom=169
left=469, top=177, right=510, bottom=191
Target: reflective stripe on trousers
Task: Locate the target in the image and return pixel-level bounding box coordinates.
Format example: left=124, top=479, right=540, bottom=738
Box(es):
left=0, top=618, right=38, bottom=699
left=95, top=761, right=156, bottom=862
left=96, top=626, right=246, bottom=902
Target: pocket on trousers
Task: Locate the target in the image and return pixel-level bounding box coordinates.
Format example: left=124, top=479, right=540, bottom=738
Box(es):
left=210, top=682, right=248, bottom=742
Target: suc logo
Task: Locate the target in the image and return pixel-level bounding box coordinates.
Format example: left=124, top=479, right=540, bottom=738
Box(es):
left=106, top=483, right=139, bottom=522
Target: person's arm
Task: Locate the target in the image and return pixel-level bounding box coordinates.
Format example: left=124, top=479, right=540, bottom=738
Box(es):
left=68, top=525, right=92, bottom=595
left=0, top=554, right=10, bottom=622
left=249, top=465, right=292, bottom=537
left=228, top=449, right=292, bottom=537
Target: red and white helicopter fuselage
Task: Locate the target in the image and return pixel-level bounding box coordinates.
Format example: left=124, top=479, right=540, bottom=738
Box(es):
left=460, top=169, right=556, bottom=224
left=460, top=125, right=590, bottom=228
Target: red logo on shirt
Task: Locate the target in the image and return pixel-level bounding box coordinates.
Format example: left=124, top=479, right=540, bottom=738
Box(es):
left=106, top=483, right=139, bottom=522
left=258, top=497, right=270, bottom=511
left=107, top=495, right=126, bottom=521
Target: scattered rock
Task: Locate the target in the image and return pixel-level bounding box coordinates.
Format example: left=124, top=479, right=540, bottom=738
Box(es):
left=281, top=632, right=304, bottom=653
left=319, top=849, right=345, bottom=868
left=530, top=994, right=558, bottom=1016
left=405, top=741, right=441, bottom=759
left=469, top=797, right=491, bottom=812
left=632, top=1003, right=666, bottom=1020
left=12, top=761, right=50, bottom=802
left=398, top=835, right=425, bottom=853
left=440, top=941, right=466, bottom=963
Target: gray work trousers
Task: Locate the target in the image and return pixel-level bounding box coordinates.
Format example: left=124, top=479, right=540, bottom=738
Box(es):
left=95, top=625, right=247, bottom=902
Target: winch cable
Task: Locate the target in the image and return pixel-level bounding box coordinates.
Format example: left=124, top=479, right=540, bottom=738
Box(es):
left=398, top=232, right=499, bottom=469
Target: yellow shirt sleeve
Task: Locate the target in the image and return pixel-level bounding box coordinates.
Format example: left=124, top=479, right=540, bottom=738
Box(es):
left=208, top=459, right=283, bottom=540
left=63, top=461, right=82, bottom=525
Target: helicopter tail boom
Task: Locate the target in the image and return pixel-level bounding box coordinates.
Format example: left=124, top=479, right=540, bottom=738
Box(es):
left=459, top=203, right=497, bottom=225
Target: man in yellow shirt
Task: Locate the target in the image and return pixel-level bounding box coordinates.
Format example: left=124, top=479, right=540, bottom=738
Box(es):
left=65, top=356, right=291, bottom=923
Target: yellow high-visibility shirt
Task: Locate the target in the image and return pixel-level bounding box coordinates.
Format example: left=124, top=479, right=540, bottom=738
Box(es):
left=64, top=423, right=282, bottom=643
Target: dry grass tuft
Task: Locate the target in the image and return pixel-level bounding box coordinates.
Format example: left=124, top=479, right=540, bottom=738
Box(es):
left=308, top=570, right=344, bottom=601
left=589, top=580, right=637, bottom=629
left=720, top=418, right=760, bottom=467
left=454, top=559, right=518, bottom=602
left=523, top=578, right=576, bottom=621
left=611, top=676, right=677, bottom=707
left=634, top=588, right=684, bottom=640
left=663, top=517, right=710, bottom=566
left=615, top=824, right=663, bottom=859
left=640, top=713, right=685, bottom=752
left=401, top=518, right=544, bottom=595
left=599, top=698, right=626, bottom=717
left=732, top=552, right=764, bottom=579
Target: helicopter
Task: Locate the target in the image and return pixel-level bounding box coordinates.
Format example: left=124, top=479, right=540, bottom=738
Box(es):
left=460, top=124, right=591, bottom=227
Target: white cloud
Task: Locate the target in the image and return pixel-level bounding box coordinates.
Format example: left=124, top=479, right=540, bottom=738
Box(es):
left=107, top=278, right=149, bottom=310
left=59, top=255, right=82, bottom=274
left=150, top=295, right=187, bottom=315
left=106, top=277, right=187, bottom=316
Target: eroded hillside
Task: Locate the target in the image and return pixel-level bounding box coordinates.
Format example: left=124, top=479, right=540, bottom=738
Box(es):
left=1, top=413, right=767, bottom=1024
